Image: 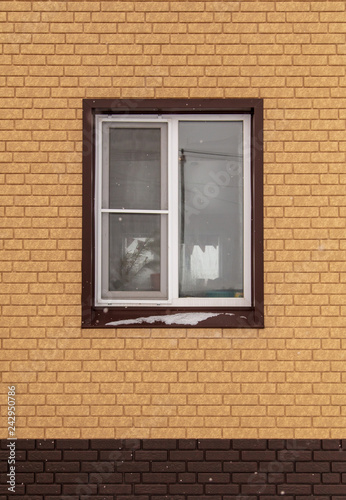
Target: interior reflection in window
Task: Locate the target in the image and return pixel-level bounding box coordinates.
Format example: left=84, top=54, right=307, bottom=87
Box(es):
left=179, top=121, right=244, bottom=298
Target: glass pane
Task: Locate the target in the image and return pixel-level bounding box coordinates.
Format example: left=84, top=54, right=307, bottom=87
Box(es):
left=178, top=121, right=244, bottom=298
left=104, top=125, right=167, bottom=210
left=105, top=213, right=167, bottom=298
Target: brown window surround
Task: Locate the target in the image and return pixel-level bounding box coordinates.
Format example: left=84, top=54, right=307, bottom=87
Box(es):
left=82, top=98, right=263, bottom=329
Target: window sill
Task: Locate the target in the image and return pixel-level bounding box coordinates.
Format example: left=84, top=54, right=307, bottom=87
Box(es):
left=82, top=305, right=264, bottom=329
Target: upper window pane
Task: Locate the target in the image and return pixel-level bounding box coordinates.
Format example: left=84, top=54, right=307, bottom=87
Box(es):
left=102, top=123, right=167, bottom=210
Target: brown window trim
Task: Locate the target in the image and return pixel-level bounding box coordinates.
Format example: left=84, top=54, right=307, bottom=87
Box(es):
left=82, top=98, right=263, bottom=329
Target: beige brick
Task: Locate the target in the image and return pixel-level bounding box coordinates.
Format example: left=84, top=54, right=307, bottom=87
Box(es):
left=198, top=372, right=232, bottom=383
left=142, top=405, right=177, bottom=417
left=187, top=328, right=222, bottom=339
left=314, top=417, right=346, bottom=428
left=179, top=372, right=198, bottom=383
left=196, top=339, right=229, bottom=349
left=205, top=350, right=241, bottom=360
left=233, top=373, right=267, bottom=383
left=136, top=350, right=169, bottom=360
left=143, top=372, right=177, bottom=383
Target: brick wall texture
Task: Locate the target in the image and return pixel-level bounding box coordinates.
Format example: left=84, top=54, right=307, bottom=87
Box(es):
left=0, top=1, right=346, bottom=439
left=3, top=439, right=346, bottom=499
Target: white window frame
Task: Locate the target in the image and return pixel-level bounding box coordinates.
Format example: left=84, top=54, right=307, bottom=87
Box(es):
left=94, top=114, right=252, bottom=308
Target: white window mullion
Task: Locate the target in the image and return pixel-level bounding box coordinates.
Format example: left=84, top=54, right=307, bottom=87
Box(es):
left=169, top=118, right=179, bottom=302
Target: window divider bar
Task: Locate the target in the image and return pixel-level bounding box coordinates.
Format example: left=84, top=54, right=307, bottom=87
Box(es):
left=100, top=209, right=169, bottom=214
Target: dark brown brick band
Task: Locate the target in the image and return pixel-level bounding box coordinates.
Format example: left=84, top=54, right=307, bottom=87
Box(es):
left=1, top=439, right=346, bottom=499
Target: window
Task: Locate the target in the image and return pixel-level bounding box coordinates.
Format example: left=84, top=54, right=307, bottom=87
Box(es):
left=82, top=99, right=263, bottom=328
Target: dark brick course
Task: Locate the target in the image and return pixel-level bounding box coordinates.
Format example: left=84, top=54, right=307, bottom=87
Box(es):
left=1, top=439, right=345, bottom=499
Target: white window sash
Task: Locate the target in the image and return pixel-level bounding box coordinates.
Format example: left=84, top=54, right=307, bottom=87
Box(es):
left=95, top=114, right=252, bottom=307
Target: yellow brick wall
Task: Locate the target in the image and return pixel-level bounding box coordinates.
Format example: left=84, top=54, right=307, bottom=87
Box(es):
left=1, top=0, right=346, bottom=439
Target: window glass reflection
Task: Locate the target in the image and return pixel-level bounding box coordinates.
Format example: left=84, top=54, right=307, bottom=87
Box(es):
left=106, top=127, right=162, bottom=210
left=106, top=213, right=167, bottom=298
left=179, top=121, right=244, bottom=298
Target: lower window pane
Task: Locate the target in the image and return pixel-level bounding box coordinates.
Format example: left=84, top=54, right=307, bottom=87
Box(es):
left=104, top=213, right=167, bottom=299
left=179, top=121, right=244, bottom=298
